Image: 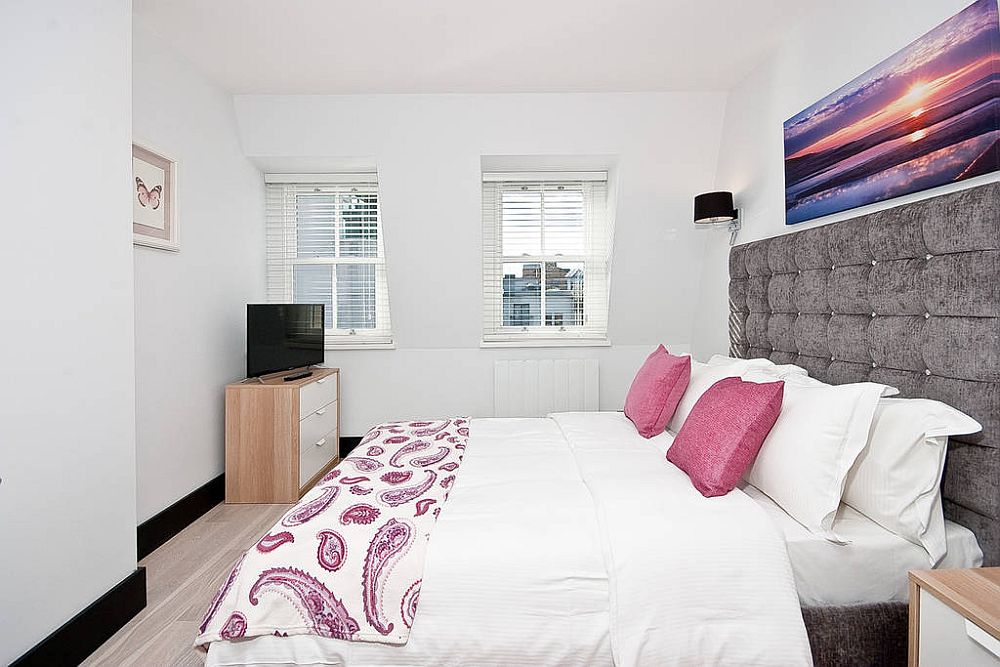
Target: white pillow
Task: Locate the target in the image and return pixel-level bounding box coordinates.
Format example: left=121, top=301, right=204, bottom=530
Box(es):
left=744, top=371, right=892, bottom=542
left=706, top=355, right=808, bottom=375
left=843, top=398, right=981, bottom=565
left=668, top=358, right=807, bottom=433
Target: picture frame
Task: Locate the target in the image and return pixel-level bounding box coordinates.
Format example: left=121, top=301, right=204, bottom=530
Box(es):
left=132, top=142, right=179, bottom=251
left=783, top=0, right=1000, bottom=225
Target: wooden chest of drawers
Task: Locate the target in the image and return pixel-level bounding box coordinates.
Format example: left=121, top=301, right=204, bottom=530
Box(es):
left=225, top=367, right=340, bottom=503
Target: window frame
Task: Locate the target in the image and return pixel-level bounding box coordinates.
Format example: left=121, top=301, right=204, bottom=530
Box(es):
left=481, top=171, right=612, bottom=348
left=265, top=174, right=394, bottom=350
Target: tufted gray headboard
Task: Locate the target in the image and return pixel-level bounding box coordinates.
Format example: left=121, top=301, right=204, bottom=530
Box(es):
left=728, top=181, right=999, bottom=567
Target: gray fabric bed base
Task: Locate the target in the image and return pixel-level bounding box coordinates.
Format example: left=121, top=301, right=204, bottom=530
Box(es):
left=802, top=602, right=908, bottom=667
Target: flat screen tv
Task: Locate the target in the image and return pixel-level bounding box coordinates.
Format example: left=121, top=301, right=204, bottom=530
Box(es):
left=247, top=304, right=325, bottom=378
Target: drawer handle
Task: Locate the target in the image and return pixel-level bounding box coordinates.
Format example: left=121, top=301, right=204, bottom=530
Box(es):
left=316, top=409, right=326, bottom=416
left=315, top=438, right=327, bottom=447
left=316, top=378, right=326, bottom=384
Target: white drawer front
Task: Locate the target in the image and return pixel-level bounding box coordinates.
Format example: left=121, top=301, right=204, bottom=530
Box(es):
left=299, top=400, right=338, bottom=453
left=300, top=374, right=337, bottom=419
left=919, top=589, right=1000, bottom=666
left=299, top=426, right=337, bottom=488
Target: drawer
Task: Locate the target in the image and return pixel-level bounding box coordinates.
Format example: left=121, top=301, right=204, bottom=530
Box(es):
left=300, top=374, right=338, bottom=418
left=299, top=426, right=338, bottom=488
left=919, top=589, right=1000, bottom=666
left=299, top=400, right=338, bottom=452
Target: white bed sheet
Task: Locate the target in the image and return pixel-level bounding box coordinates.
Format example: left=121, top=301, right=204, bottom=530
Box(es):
left=633, top=427, right=983, bottom=607
left=207, top=417, right=614, bottom=667
left=742, top=483, right=983, bottom=606
left=207, top=414, right=812, bottom=666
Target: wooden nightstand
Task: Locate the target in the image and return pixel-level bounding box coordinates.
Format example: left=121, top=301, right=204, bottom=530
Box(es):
left=909, top=568, right=1000, bottom=666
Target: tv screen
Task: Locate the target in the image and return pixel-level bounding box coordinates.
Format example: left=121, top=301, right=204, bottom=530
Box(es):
left=247, top=304, right=325, bottom=378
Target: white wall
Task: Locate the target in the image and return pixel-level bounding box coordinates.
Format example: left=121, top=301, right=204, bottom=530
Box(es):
left=0, top=1, right=136, bottom=662
left=133, top=26, right=265, bottom=522
left=234, top=93, right=727, bottom=434
left=692, top=0, right=1000, bottom=359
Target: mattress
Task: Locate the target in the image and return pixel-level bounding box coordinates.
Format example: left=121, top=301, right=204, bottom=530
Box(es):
left=742, top=484, right=983, bottom=606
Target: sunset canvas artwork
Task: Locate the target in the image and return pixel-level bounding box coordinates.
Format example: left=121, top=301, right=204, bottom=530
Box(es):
left=783, top=0, right=1000, bottom=225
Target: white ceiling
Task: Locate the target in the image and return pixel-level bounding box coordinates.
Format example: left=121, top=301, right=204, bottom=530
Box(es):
left=134, top=0, right=809, bottom=94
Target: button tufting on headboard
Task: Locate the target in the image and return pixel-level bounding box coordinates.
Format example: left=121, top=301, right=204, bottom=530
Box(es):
left=728, top=181, right=1000, bottom=567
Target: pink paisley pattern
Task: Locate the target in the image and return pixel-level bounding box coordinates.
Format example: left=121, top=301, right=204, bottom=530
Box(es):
left=412, top=420, right=451, bottom=438
left=257, top=531, right=295, bottom=553
left=197, top=416, right=468, bottom=649
left=359, top=429, right=382, bottom=445
left=362, top=519, right=413, bottom=635
left=400, top=580, right=421, bottom=629
left=349, top=457, right=383, bottom=473
left=220, top=612, right=247, bottom=639
left=317, top=529, right=347, bottom=571
left=389, top=440, right=430, bottom=468
left=199, top=552, right=245, bottom=633
left=414, top=498, right=436, bottom=517
left=378, top=470, right=437, bottom=507
left=340, top=503, right=381, bottom=525
left=410, top=446, right=450, bottom=467
left=249, top=567, right=360, bottom=639
left=340, top=475, right=371, bottom=485
left=282, top=485, right=340, bottom=527
left=380, top=470, right=412, bottom=485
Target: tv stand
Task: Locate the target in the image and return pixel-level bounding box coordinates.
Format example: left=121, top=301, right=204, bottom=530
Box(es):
left=226, top=367, right=340, bottom=503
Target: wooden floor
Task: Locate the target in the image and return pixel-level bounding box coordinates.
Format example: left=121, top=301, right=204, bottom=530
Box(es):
left=83, top=502, right=291, bottom=666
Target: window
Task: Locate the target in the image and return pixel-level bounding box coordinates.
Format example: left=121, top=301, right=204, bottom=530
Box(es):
left=265, top=174, right=393, bottom=347
left=482, top=171, right=612, bottom=345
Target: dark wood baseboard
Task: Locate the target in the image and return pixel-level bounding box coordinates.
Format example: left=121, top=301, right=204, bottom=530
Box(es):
left=341, top=435, right=362, bottom=457
left=11, top=567, right=146, bottom=667
left=138, top=437, right=361, bottom=560
left=137, top=474, right=225, bottom=560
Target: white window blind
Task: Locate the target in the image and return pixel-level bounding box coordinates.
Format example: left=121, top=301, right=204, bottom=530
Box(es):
left=482, top=172, right=612, bottom=344
left=265, top=174, right=393, bottom=347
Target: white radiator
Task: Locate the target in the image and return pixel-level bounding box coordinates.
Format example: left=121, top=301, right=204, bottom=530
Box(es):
left=493, top=359, right=600, bottom=418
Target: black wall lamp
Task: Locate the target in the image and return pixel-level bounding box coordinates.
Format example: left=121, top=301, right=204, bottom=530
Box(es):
left=694, top=191, right=741, bottom=245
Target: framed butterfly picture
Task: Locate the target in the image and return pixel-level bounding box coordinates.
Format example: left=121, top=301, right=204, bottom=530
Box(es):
left=132, top=143, right=178, bottom=251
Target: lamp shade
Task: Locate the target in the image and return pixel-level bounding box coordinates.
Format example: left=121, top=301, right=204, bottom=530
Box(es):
left=694, top=191, right=737, bottom=224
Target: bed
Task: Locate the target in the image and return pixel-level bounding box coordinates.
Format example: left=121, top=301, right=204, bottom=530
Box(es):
left=202, top=413, right=815, bottom=665
left=201, top=181, right=998, bottom=666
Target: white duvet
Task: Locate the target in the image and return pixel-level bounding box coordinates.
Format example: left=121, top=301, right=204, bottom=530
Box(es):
left=207, top=413, right=811, bottom=666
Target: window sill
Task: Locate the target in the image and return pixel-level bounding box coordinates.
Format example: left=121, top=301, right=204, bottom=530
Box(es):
left=324, top=342, right=396, bottom=351
left=480, top=338, right=611, bottom=349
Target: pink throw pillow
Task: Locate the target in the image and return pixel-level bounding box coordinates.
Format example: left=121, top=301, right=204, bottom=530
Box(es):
left=667, top=376, right=783, bottom=497
left=624, top=345, right=691, bottom=438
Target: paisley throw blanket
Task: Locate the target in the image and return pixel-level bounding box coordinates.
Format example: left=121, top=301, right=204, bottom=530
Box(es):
left=196, top=418, right=469, bottom=647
